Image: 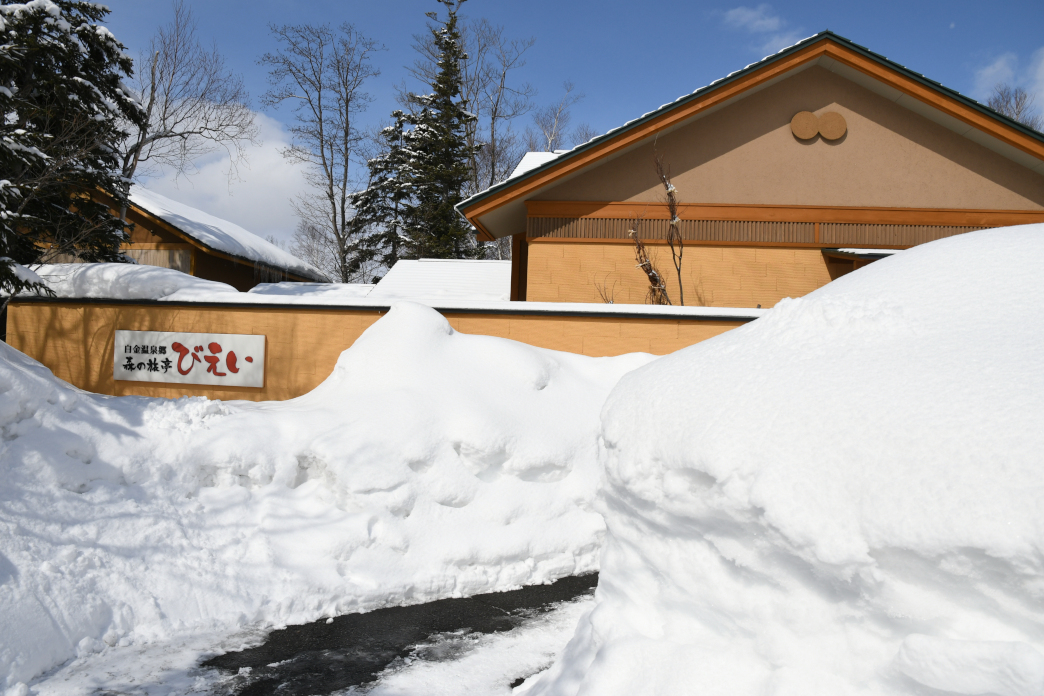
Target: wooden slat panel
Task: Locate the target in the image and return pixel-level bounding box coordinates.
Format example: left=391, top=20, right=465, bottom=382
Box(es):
left=527, top=217, right=816, bottom=243
left=524, top=201, right=1044, bottom=226
left=528, top=216, right=995, bottom=246
left=819, top=223, right=985, bottom=246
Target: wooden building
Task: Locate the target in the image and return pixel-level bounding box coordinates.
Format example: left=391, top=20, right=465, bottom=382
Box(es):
left=114, top=187, right=326, bottom=291
left=457, top=32, right=1044, bottom=307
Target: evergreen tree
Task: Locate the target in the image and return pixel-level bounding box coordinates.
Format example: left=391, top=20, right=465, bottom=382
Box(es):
left=400, top=0, right=480, bottom=259
left=0, top=0, right=144, bottom=295
left=352, top=111, right=412, bottom=274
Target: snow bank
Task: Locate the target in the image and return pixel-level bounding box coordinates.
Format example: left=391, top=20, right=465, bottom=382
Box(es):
left=129, top=187, right=325, bottom=281
left=21, top=263, right=765, bottom=318
left=0, top=303, right=652, bottom=688
left=368, top=259, right=511, bottom=303
left=527, top=225, right=1044, bottom=696
left=29, top=263, right=239, bottom=301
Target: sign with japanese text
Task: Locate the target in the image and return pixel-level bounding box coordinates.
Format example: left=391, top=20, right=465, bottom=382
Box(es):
left=114, top=330, right=265, bottom=388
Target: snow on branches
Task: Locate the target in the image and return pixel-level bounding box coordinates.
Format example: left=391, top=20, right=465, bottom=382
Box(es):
left=0, top=0, right=144, bottom=295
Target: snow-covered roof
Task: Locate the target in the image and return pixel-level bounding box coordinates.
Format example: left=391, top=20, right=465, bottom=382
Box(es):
left=508, top=151, right=566, bottom=179
left=247, top=281, right=375, bottom=299
left=129, top=187, right=327, bottom=282
left=368, top=259, right=512, bottom=303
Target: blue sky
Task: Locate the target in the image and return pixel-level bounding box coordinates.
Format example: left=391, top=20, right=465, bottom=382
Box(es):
left=101, top=0, right=1044, bottom=244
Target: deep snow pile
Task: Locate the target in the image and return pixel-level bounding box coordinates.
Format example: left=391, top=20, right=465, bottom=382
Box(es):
left=29, top=263, right=239, bottom=300
left=527, top=225, right=1044, bottom=696
left=0, top=303, right=652, bottom=688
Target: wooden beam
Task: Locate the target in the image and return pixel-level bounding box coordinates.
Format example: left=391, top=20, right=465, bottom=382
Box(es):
left=526, top=237, right=911, bottom=250
left=122, top=243, right=194, bottom=250
left=524, top=200, right=1044, bottom=227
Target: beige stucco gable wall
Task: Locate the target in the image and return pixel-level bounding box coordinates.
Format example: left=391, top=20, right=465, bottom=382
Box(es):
left=540, top=66, right=1044, bottom=210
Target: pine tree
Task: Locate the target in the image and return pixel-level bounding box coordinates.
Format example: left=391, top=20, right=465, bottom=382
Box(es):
left=399, top=0, right=480, bottom=260
left=0, top=0, right=144, bottom=295
left=352, top=111, right=412, bottom=274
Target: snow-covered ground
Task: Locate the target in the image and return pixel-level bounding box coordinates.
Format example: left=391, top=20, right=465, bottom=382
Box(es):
left=9, top=224, right=1044, bottom=695
left=27, top=593, right=593, bottom=696
left=525, top=225, right=1044, bottom=696
left=0, top=302, right=653, bottom=690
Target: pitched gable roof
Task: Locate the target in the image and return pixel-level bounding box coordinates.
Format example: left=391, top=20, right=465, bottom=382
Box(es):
left=458, top=31, right=1044, bottom=241
left=129, top=187, right=328, bottom=282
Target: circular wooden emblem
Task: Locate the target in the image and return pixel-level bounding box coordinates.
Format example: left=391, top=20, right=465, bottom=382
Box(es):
left=818, top=111, right=847, bottom=140
left=790, top=111, right=819, bottom=140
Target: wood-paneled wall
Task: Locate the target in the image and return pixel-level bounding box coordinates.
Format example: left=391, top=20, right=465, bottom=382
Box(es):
left=527, top=241, right=835, bottom=307
left=7, top=301, right=749, bottom=401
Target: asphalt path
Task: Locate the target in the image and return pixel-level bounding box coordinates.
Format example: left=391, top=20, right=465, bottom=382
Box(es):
left=203, top=573, right=598, bottom=695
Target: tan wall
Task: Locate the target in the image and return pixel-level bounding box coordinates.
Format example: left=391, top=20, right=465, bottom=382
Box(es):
left=123, top=248, right=192, bottom=273
left=6, top=301, right=748, bottom=401
left=526, top=240, right=836, bottom=308
left=541, top=66, right=1044, bottom=210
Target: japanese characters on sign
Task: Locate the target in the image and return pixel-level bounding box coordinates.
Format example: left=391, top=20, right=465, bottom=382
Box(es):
left=113, top=330, right=265, bottom=388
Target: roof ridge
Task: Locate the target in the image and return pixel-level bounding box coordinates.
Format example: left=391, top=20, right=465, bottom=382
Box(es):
left=457, top=31, right=1044, bottom=219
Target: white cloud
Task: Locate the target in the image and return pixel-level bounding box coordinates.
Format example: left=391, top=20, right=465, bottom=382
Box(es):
left=722, top=4, right=782, bottom=33
left=720, top=4, right=802, bottom=56
left=139, top=112, right=310, bottom=246
left=971, top=48, right=1044, bottom=119
left=973, top=53, right=1017, bottom=100
left=757, top=30, right=804, bottom=55
left=1028, top=48, right=1044, bottom=109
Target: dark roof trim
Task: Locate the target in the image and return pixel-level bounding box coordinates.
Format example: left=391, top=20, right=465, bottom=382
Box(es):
left=457, top=30, right=1044, bottom=216
left=822, top=248, right=899, bottom=261
left=7, top=296, right=759, bottom=322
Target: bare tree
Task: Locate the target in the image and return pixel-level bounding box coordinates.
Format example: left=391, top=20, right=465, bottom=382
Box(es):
left=571, top=122, right=601, bottom=147
left=655, top=156, right=685, bottom=306
left=473, top=21, right=535, bottom=191
left=628, top=220, right=671, bottom=305
left=260, top=23, right=381, bottom=283
left=617, top=156, right=697, bottom=306
left=121, top=0, right=258, bottom=183
left=289, top=220, right=340, bottom=279
left=263, top=234, right=287, bottom=251
left=528, top=81, right=584, bottom=152
left=988, top=83, right=1043, bottom=131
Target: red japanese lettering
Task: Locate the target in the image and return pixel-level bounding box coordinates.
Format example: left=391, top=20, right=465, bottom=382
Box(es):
left=226, top=351, right=240, bottom=374
left=204, top=342, right=227, bottom=377
left=171, top=342, right=201, bottom=375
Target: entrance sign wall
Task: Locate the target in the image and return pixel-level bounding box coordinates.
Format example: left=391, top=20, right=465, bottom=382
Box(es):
left=114, top=330, right=266, bottom=388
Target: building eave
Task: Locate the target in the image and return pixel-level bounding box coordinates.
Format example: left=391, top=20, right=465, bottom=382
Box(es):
left=456, top=31, right=1044, bottom=239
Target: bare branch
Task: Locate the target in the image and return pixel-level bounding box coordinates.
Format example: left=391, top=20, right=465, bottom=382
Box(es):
left=571, top=122, right=600, bottom=147
left=121, top=0, right=259, bottom=183
left=529, top=81, right=584, bottom=152
left=628, top=217, right=671, bottom=306
left=260, top=22, right=382, bottom=282
left=988, top=83, right=1043, bottom=132
left=596, top=273, right=617, bottom=304
left=656, top=155, right=684, bottom=306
